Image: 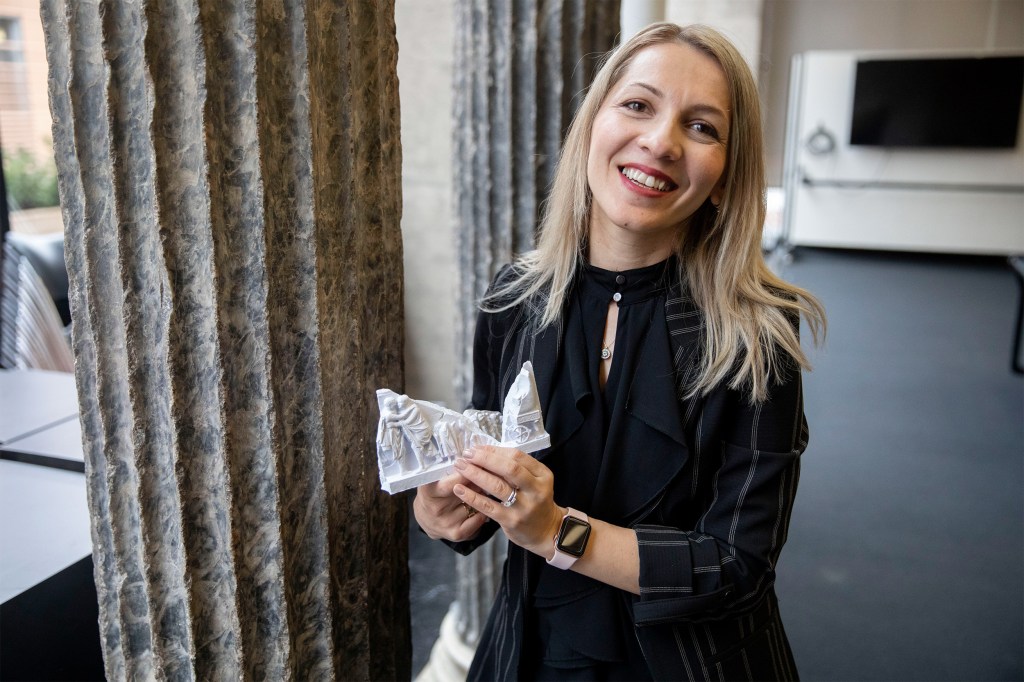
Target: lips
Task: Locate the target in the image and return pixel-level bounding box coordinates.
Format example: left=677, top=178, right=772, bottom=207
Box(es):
left=619, top=165, right=678, bottom=192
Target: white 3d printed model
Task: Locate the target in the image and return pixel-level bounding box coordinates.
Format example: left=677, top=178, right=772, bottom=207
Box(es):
left=375, top=361, right=550, bottom=494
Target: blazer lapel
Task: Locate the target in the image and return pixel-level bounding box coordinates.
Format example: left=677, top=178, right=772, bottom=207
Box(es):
left=603, top=282, right=707, bottom=521
left=627, top=282, right=705, bottom=441
left=527, top=316, right=560, bottom=416
left=513, top=310, right=586, bottom=462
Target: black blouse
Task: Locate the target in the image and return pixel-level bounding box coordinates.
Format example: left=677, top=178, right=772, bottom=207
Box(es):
left=522, top=257, right=676, bottom=679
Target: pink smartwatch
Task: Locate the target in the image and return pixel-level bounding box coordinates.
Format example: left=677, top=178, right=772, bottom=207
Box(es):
left=547, top=508, right=591, bottom=570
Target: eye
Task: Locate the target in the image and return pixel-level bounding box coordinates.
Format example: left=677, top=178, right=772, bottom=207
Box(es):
left=690, top=121, right=720, bottom=140
left=622, top=100, right=649, bottom=113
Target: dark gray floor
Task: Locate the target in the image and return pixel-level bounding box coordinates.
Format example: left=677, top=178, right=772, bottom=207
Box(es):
left=775, top=248, right=1023, bottom=681
left=408, top=247, right=1024, bottom=681
left=409, top=506, right=457, bottom=676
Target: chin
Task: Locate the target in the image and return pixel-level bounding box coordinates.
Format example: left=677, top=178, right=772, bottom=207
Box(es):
left=619, top=222, right=682, bottom=246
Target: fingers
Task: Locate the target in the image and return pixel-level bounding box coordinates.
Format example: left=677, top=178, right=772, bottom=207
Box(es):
left=413, top=472, right=491, bottom=543
left=453, top=482, right=505, bottom=518
left=452, top=477, right=558, bottom=557
left=455, top=446, right=552, bottom=511
left=452, top=447, right=543, bottom=518
left=453, top=456, right=518, bottom=508
left=420, top=471, right=483, bottom=499
left=413, top=447, right=550, bottom=546
left=450, top=446, right=562, bottom=557
left=461, top=444, right=543, bottom=488
left=454, top=503, right=489, bottom=538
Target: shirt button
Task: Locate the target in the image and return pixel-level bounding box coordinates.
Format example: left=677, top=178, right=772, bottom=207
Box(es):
left=615, top=275, right=626, bottom=285
left=613, top=292, right=622, bottom=302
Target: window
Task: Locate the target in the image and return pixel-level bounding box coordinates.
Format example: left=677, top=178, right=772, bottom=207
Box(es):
left=0, top=17, right=27, bottom=110
left=0, top=17, right=25, bottom=62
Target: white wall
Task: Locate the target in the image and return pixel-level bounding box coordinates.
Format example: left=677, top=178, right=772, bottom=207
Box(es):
left=760, top=0, right=1024, bottom=185
left=396, top=0, right=457, bottom=406
left=664, top=0, right=765, bottom=79
left=621, top=0, right=666, bottom=39
left=621, top=0, right=766, bottom=81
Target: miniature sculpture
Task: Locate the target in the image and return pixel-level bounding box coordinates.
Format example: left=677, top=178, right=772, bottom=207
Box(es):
left=500, top=361, right=549, bottom=451
left=375, top=361, right=550, bottom=494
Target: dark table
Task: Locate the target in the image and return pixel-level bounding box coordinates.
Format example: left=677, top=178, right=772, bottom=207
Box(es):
left=0, top=369, right=103, bottom=679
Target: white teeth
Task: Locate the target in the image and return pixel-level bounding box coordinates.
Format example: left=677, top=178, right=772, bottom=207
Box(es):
left=621, top=167, right=669, bottom=192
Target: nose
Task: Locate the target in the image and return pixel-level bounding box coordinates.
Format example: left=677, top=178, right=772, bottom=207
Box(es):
left=638, top=117, right=683, bottom=160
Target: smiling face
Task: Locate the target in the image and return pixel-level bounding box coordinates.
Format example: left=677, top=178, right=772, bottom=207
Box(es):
left=586, top=41, right=731, bottom=262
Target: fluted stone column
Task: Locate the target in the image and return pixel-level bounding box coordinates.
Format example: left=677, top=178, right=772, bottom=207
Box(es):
left=452, top=0, right=620, bottom=404
left=420, top=2, right=619, bottom=680
left=41, top=1, right=409, bottom=680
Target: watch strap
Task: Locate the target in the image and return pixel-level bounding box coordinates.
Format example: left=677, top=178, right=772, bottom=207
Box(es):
left=547, top=508, right=589, bottom=570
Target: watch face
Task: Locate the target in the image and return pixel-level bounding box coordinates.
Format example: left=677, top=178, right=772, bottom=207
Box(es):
left=556, top=516, right=591, bottom=558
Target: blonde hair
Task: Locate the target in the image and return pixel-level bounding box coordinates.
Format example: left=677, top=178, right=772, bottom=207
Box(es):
left=485, top=23, right=825, bottom=403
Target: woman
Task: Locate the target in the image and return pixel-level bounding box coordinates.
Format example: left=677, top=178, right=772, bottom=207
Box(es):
left=415, top=22, right=825, bottom=682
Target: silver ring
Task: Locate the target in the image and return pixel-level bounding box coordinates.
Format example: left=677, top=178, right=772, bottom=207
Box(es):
left=502, top=488, right=518, bottom=507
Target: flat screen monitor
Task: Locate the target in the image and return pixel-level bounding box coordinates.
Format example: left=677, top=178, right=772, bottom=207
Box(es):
left=850, top=56, right=1024, bottom=148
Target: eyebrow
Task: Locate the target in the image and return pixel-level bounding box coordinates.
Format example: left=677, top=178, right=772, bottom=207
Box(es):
left=623, top=81, right=729, bottom=120
left=628, top=81, right=663, bottom=97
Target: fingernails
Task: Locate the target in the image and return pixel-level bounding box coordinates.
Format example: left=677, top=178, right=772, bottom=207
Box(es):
left=462, top=448, right=474, bottom=459
left=453, top=458, right=467, bottom=470
left=453, top=484, right=466, bottom=496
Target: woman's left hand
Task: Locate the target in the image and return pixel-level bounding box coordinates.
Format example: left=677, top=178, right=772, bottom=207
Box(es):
left=452, top=445, right=564, bottom=559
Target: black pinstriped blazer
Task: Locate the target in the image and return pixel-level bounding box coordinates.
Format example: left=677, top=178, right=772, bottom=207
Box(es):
left=448, top=268, right=805, bottom=682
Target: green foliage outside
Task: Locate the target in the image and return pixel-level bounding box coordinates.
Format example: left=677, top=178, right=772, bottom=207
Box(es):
left=3, top=148, right=59, bottom=210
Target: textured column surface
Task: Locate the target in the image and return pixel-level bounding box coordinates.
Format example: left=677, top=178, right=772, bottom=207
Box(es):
left=427, top=2, right=620, bottom=679
left=41, top=1, right=409, bottom=680
left=453, top=0, right=620, bottom=402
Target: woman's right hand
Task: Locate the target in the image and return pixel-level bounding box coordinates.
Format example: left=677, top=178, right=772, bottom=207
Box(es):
left=413, top=473, right=490, bottom=542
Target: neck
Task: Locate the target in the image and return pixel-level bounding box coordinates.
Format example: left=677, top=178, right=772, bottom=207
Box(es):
left=587, top=224, right=678, bottom=271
